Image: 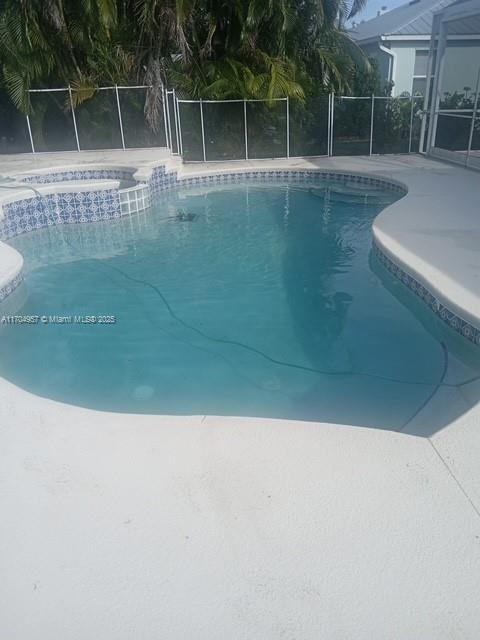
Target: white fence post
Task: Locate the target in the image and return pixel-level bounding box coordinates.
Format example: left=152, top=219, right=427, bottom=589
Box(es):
left=199, top=99, right=207, bottom=162
left=369, top=94, right=375, bottom=156
left=68, top=85, right=81, bottom=152
left=165, top=90, right=174, bottom=153
left=286, top=97, right=290, bottom=158
left=176, top=97, right=183, bottom=156
left=327, top=94, right=331, bottom=157
left=161, top=85, right=170, bottom=149
left=330, top=93, right=335, bottom=156
left=26, top=115, right=35, bottom=153
left=173, top=88, right=181, bottom=154
left=244, top=99, right=249, bottom=160
left=115, top=85, right=126, bottom=150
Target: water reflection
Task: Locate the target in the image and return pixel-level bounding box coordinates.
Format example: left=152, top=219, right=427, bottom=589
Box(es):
left=280, top=187, right=370, bottom=371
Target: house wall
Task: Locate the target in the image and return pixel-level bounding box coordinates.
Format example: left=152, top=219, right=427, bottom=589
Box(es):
left=390, top=41, right=430, bottom=96
left=388, top=39, right=480, bottom=99
left=359, top=37, right=480, bottom=98
left=359, top=40, right=430, bottom=96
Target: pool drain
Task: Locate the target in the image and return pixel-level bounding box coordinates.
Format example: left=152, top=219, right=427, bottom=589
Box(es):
left=174, top=209, right=197, bottom=222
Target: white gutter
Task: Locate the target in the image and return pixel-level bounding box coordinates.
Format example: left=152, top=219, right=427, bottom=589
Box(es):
left=357, top=34, right=477, bottom=43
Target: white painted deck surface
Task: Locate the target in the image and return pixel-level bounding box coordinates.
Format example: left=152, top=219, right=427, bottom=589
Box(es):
left=0, top=241, right=22, bottom=290
left=1, top=151, right=480, bottom=639
left=0, top=147, right=172, bottom=176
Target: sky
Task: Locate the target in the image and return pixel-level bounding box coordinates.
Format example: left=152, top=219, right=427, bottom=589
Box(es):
left=352, top=0, right=405, bottom=22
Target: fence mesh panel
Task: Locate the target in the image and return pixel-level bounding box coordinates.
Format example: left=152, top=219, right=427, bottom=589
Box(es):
left=2, top=88, right=436, bottom=159
left=203, top=101, right=245, bottom=161
left=289, top=95, right=329, bottom=157
left=333, top=97, right=371, bottom=156
left=73, top=89, right=122, bottom=150
left=178, top=102, right=203, bottom=161
left=118, top=88, right=166, bottom=148
left=0, top=92, right=31, bottom=153
left=435, top=113, right=472, bottom=151
left=246, top=101, right=287, bottom=159
left=468, top=117, right=480, bottom=169
left=470, top=117, right=480, bottom=150
left=29, top=90, right=77, bottom=152
left=372, top=97, right=411, bottom=154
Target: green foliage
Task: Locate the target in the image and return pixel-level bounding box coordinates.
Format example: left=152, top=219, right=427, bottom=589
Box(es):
left=0, top=0, right=372, bottom=130
left=351, top=57, right=382, bottom=96
left=440, top=90, right=475, bottom=110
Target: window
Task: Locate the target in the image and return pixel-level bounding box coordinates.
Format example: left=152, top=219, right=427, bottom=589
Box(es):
left=413, top=50, right=429, bottom=77
left=412, top=77, right=427, bottom=97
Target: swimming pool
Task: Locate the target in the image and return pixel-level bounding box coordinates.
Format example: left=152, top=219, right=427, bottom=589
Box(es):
left=1, top=180, right=478, bottom=429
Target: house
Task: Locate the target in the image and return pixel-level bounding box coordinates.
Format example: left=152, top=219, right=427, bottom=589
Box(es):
left=350, top=0, right=456, bottom=96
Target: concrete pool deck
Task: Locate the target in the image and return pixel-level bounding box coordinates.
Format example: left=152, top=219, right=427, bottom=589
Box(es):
left=1, top=150, right=480, bottom=638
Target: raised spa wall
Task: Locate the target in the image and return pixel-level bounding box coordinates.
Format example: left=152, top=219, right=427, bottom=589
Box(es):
left=0, top=162, right=478, bottom=347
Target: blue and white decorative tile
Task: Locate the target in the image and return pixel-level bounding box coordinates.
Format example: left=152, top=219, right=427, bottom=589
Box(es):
left=19, top=168, right=135, bottom=185
left=373, top=241, right=480, bottom=346
left=0, top=271, right=23, bottom=302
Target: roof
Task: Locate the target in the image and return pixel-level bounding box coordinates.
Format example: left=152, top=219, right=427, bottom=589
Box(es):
left=350, top=0, right=455, bottom=41
left=439, top=0, right=480, bottom=34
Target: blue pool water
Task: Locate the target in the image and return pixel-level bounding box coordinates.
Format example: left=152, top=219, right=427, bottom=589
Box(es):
left=1, top=182, right=477, bottom=428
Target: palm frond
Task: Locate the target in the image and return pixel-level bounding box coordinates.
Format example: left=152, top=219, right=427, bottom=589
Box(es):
left=69, top=77, right=96, bottom=107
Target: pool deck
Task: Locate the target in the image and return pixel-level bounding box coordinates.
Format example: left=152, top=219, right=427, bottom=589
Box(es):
left=1, top=150, right=480, bottom=639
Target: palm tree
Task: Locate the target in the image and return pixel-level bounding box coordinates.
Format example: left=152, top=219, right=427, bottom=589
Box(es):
left=0, top=0, right=370, bottom=128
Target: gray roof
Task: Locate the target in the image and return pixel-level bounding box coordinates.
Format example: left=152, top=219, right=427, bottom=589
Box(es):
left=350, top=0, right=455, bottom=41
left=445, top=11, right=480, bottom=33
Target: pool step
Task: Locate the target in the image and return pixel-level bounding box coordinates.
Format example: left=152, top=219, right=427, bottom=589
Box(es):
left=119, top=182, right=151, bottom=215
